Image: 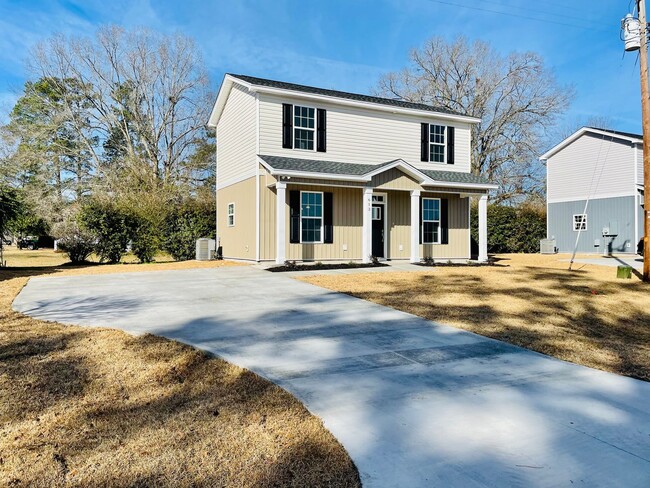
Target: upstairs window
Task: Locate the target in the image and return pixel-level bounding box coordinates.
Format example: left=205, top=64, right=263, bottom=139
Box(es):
left=430, top=125, right=446, bottom=163
left=294, top=106, right=315, bottom=150
left=422, top=198, right=441, bottom=244
left=573, top=214, right=587, bottom=231
left=300, top=191, right=323, bottom=243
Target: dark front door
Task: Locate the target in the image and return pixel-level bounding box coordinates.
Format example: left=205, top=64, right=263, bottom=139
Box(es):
left=372, top=204, right=385, bottom=258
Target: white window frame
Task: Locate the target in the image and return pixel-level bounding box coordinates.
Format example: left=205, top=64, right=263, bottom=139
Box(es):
left=573, top=213, right=587, bottom=232
left=294, top=105, right=316, bottom=152
left=227, top=203, right=235, bottom=227
left=422, top=197, right=441, bottom=244
left=299, top=191, right=324, bottom=243
left=429, top=124, right=446, bottom=164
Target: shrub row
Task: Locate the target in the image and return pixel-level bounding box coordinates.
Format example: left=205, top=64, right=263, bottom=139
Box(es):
left=470, top=203, right=546, bottom=254
left=55, top=197, right=215, bottom=264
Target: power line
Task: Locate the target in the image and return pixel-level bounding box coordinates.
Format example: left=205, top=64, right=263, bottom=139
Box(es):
left=424, top=0, right=610, bottom=30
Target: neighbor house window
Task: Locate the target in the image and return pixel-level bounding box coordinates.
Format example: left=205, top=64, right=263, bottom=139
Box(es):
left=294, top=105, right=315, bottom=150
left=430, top=124, right=446, bottom=163
left=227, top=203, right=235, bottom=227
left=573, top=214, right=587, bottom=231
left=300, top=191, right=323, bottom=243
left=422, top=198, right=441, bottom=244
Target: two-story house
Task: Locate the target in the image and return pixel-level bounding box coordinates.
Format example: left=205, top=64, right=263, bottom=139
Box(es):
left=207, top=74, right=496, bottom=264
left=541, top=126, right=645, bottom=254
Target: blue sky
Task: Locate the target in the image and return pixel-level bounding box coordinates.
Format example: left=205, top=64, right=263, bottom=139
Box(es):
left=0, top=0, right=643, bottom=135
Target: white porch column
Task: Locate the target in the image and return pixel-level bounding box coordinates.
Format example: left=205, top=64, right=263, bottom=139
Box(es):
left=478, top=194, right=488, bottom=262
left=276, top=182, right=286, bottom=264
left=410, top=190, right=421, bottom=263
left=361, top=187, right=373, bottom=263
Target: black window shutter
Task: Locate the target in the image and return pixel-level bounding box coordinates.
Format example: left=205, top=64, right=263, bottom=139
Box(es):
left=317, top=109, right=327, bottom=152
left=446, top=126, right=455, bottom=165
left=441, top=198, right=449, bottom=244
left=289, top=190, right=300, bottom=243
left=282, top=103, right=293, bottom=149
left=420, top=123, right=429, bottom=162
left=419, top=197, right=423, bottom=244
left=324, top=192, right=333, bottom=243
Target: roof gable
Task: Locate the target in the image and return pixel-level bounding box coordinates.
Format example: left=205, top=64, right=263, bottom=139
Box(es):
left=540, top=126, right=641, bottom=160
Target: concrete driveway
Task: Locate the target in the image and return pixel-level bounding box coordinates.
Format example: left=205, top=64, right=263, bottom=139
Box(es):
left=13, top=266, right=650, bottom=487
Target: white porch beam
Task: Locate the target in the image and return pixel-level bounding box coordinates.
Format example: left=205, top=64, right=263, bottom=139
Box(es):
left=361, top=187, right=373, bottom=263
left=276, top=182, right=286, bottom=264
left=478, top=194, right=488, bottom=262
left=410, top=190, right=421, bottom=263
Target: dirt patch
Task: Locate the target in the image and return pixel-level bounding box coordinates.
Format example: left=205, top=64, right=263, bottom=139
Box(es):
left=268, top=261, right=388, bottom=272
left=0, top=266, right=360, bottom=487
left=300, top=253, right=650, bottom=382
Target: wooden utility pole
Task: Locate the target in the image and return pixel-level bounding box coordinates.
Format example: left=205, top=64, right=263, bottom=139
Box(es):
left=639, top=0, right=650, bottom=281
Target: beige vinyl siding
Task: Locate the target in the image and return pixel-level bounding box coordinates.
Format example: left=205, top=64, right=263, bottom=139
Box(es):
left=386, top=191, right=411, bottom=259
left=286, top=185, right=362, bottom=261
left=258, top=93, right=471, bottom=173
left=260, top=171, right=277, bottom=261
left=216, top=85, right=257, bottom=189
left=419, top=193, right=470, bottom=259
left=547, top=133, right=636, bottom=203
left=260, top=183, right=364, bottom=261
left=217, top=177, right=256, bottom=260
left=372, top=168, right=421, bottom=191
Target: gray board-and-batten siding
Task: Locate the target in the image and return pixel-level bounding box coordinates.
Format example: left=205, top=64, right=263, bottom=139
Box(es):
left=547, top=195, right=642, bottom=254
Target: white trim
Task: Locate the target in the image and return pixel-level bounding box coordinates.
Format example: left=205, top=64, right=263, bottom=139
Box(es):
left=299, top=190, right=324, bottom=244
left=410, top=190, right=421, bottom=263
left=634, top=143, right=639, bottom=247
left=364, top=159, right=432, bottom=184
left=421, top=197, right=442, bottom=244
left=227, top=202, right=235, bottom=227
left=293, top=104, right=317, bottom=152
left=255, top=93, right=260, bottom=262
left=217, top=171, right=258, bottom=190
left=208, top=75, right=481, bottom=127
left=478, top=194, right=488, bottom=262
left=429, top=124, right=447, bottom=164
left=540, top=126, right=642, bottom=161
left=276, top=182, right=287, bottom=264
left=572, top=213, right=588, bottom=232
left=467, top=196, right=472, bottom=259
left=362, top=187, right=373, bottom=263
left=547, top=191, right=637, bottom=204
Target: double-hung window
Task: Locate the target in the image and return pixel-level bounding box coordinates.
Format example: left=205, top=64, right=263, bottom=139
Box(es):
left=422, top=198, right=441, bottom=244
left=430, top=125, right=446, bottom=163
left=294, top=106, right=315, bottom=150
left=573, top=214, right=587, bottom=231
left=227, top=203, right=235, bottom=227
left=300, top=191, right=323, bottom=243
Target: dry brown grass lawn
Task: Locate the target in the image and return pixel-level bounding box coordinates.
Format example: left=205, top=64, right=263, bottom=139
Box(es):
left=0, top=261, right=360, bottom=487
left=301, top=254, right=650, bottom=382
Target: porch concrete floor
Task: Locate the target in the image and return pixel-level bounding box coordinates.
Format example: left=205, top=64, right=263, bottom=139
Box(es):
left=13, top=266, right=650, bottom=487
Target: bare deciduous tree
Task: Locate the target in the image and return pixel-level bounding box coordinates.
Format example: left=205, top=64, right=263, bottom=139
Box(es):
left=376, top=36, right=574, bottom=203
left=28, top=26, right=213, bottom=192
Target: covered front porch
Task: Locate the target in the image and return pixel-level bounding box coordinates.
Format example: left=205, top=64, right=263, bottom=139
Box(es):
left=258, top=156, right=496, bottom=264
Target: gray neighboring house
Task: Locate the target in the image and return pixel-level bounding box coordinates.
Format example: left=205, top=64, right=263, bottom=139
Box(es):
left=540, top=127, right=644, bottom=254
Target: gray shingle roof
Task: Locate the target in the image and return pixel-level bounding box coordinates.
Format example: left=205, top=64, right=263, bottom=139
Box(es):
left=587, top=127, right=642, bottom=140
left=230, top=74, right=467, bottom=117
left=258, top=155, right=492, bottom=186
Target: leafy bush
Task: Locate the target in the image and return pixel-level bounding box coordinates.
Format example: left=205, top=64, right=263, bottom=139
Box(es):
left=471, top=203, right=546, bottom=254
left=129, top=217, right=159, bottom=263
left=162, top=198, right=215, bottom=261
left=52, top=218, right=96, bottom=263
left=79, top=199, right=131, bottom=264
